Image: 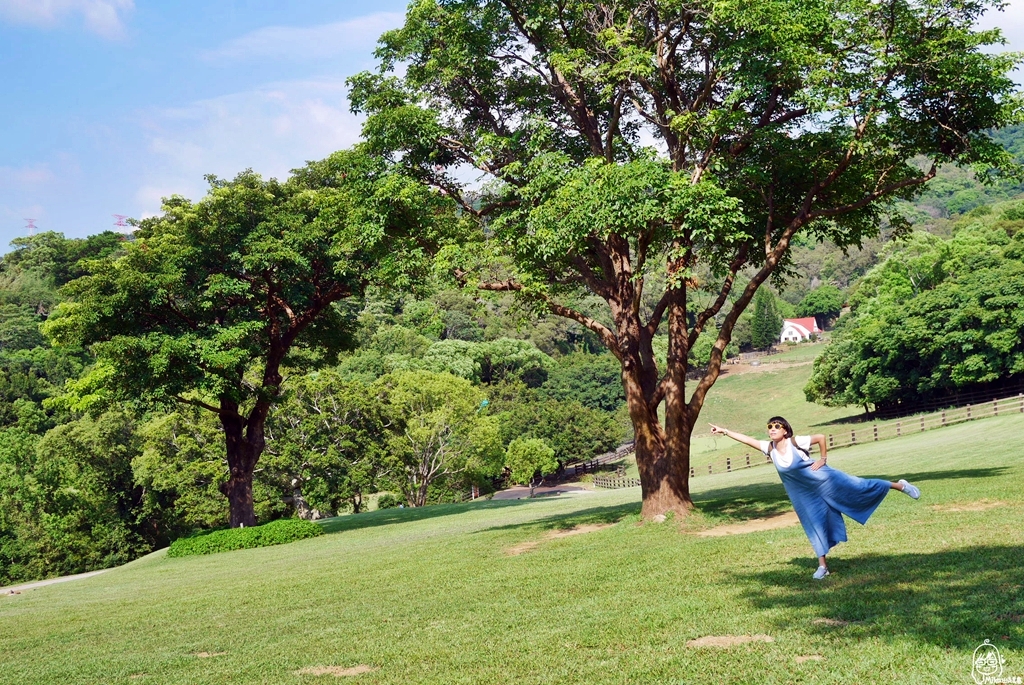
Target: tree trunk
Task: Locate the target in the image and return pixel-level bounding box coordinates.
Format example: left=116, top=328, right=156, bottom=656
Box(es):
left=219, top=402, right=261, bottom=528
left=291, top=480, right=313, bottom=520
left=659, top=281, right=695, bottom=516
left=606, top=240, right=695, bottom=519
left=623, top=367, right=691, bottom=518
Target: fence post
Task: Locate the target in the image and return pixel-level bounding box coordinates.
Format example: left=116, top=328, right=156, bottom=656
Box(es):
left=708, top=464, right=713, bottom=475
left=873, top=425, right=878, bottom=441
left=897, top=421, right=901, bottom=437
left=828, top=434, right=833, bottom=449
left=966, top=404, right=971, bottom=420
left=994, top=398, right=998, bottom=416
left=727, top=458, right=731, bottom=472
left=851, top=429, right=856, bottom=444
left=746, top=455, right=750, bottom=467
left=921, top=415, right=925, bottom=432
left=690, top=466, right=695, bottom=478
left=942, top=410, right=946, bottom=426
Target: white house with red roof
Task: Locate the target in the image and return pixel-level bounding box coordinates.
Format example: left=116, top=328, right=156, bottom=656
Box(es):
left=780, top=317, right=820, bottom=343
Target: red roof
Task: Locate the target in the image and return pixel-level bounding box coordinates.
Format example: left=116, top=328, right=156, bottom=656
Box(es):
left=784, top=317, right=819, bottom=332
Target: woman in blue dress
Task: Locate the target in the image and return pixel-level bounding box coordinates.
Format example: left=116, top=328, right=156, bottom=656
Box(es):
left=709, top=416, right=920, bottom=579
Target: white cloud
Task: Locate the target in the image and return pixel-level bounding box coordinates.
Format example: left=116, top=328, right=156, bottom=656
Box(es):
left=0, top=0, right=133, bottom=39
left=0, top=163, right=56, bottom=187
left=204, top=12, right=404, bottom=62
left=133, top=79, right=365, bottom=216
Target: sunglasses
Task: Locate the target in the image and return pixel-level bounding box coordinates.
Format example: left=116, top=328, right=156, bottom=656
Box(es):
left=767, top=422, right=786, bottom=430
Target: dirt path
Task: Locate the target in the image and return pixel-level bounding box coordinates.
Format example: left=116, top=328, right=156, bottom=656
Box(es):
left=505, top=523, right=614, bottom=556
left=696, top=511, right=799, bottom=537
left=2, top=569, right=109, bottom=596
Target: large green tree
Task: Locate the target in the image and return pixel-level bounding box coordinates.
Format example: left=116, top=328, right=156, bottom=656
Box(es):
left=350, top=0, right=1021, bottom=516
left=376, top=369, right=503, bottom=507
left=806, top=219, right=1024, bottom=410
left=44, top=149, right=459, bottom=527
left=265, top=370, right=393, bottom=516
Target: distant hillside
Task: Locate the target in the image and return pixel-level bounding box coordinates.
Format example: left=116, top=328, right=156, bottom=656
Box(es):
left=779, top=126, right=1024, bottom=306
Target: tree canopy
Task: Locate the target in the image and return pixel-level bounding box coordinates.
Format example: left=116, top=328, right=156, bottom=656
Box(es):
left=44, top=149, right=461, bottom=526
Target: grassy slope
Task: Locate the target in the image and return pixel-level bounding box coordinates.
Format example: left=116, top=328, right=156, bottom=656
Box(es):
left=2, top=415, right=1023, bottom=684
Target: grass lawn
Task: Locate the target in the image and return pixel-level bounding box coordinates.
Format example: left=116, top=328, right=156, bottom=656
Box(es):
left=3, top=415, right=1023, bottom=684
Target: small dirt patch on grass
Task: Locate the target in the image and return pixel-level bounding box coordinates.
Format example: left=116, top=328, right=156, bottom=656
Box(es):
left=930, top=499, right=1006, bottom=513
left=812, top=618, right=850, bottom=627
left=795, top=655, right=823, bottom=663
left=296, top=665, right=376, bottom=677
left=505, top=523, right=614, bottom=556
left=696, top=511, right=799, bottom=537
left=194, top=652, right=227, bottom=658
left=686, top=635, right=774, bottom=648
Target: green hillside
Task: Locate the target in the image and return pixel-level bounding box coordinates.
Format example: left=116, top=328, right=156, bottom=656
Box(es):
left=3, top=415, right=1022, bottom=685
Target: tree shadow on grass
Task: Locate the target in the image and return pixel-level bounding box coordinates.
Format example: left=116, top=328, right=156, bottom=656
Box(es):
left=693, top=481, right=795, bottom=522
left=856, top=467, right=1009, bottom=483
left=733, top=545, right=1024, bottom=649
left=477, top=503, right=641, bottom=535
left=317, top=498, right=539, bottom=535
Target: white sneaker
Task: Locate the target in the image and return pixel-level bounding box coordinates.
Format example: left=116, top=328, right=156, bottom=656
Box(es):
left=899, top=479, right=920, bottom=500
left=813, top=566, right=830, bottom=580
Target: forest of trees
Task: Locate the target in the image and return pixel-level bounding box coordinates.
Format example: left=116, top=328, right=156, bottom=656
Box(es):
left=0, top=223, right=639, bottom=585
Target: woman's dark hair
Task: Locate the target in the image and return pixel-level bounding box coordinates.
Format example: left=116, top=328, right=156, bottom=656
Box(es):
left=768, top=415, right=809, bottom=457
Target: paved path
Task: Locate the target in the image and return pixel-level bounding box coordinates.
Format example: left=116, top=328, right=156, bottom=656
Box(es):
left=492, top=484, right=593, bottom=500
left=2, top=569, right=109, bottom=595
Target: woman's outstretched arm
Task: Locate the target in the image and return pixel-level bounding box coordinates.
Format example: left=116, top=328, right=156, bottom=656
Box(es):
left=709, top=424, right=763, bottom=451
left=810, top=433, right=828, bottom=470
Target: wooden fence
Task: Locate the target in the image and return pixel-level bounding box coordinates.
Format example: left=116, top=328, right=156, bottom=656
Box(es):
left=871, top=383, right=1024, bottom=419
left=593, top=476, right=641, bottom=489
left=562, top=441, right=635, bottom=478
left=824, top=393, right=1024, bottom=450
left=592, top=394, right=1024, bottom=489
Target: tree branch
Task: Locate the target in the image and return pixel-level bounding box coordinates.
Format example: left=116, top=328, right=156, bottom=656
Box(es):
left=807, top=165, right=938, bottom=220
left=686, top=246, right=748, bottom=349
left=174, top=395, right=226, bottom=416
left=478, top=280, right=619, bottom=353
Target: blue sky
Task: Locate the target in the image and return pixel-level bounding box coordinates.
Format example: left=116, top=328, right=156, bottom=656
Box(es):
left=1, top=0, right=1022, bottom=249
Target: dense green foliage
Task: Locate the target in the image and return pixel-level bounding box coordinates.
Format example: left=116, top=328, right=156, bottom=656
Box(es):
left=806, top=202, right=1024, bottom=410
left=165, top=518, right=323, bottom=558
left=492, top=380, right=623, bottom=466
left=539, top=352, right=625, bottom=412
left=797, top=285, right=845, bottom=330
left=751, top=289, right=784, bottom=350
left=504, top=437, right=557, bottom=487
left=0, top=412, right=175, bottom=586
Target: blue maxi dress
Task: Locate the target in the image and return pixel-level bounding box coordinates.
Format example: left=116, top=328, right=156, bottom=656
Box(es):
left=763, top=437, right=891, bottom=557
